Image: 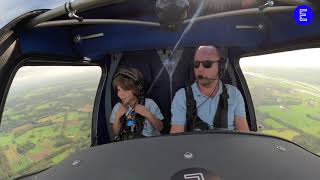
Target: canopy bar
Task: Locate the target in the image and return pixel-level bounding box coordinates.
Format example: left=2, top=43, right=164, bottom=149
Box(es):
left=35, top=19, right=160, bottom=28
left=33, top=6, right=296, bottom=29
left=26, top=0, right=315, bottom=29
left=26, top=0, right=125, bottom=28
left=184, top=6, right=296, bottom=24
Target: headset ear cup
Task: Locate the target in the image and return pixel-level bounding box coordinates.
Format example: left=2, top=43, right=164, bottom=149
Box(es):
left=136, top=80, right=144, bottom=95
left=219, top=60, right=227, bottom=78
left=137, top=83, right=143, bottom=92
left=115, top=68, right=144, bottom=95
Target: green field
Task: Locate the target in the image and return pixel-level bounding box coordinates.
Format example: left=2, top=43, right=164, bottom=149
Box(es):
left=0, top=70, right=100, bottom=179
left=258, top=105, right=320, bottom=137
left=262, top=130, right=299, bottom=141
left=263, top=118, right=285, bottom=129
left=244, top=67, right=320, bottom=155
left=1, top=65, right=320, bottom=179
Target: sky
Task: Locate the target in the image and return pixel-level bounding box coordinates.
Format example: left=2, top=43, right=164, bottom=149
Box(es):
left=241, top=48, right=320, bottom=68
left=11, top=66, right=101, bottom=87
left=0, top=0, right=66, bottom=28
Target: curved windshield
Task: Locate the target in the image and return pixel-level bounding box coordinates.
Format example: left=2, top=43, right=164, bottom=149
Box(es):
left=0, top=0, right=319, bottom=179
left=241, top=48, right=320, bottom=156
left=0, top=66, right=101, bottom=179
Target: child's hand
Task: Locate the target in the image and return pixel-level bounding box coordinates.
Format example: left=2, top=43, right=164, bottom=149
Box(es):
left=115, top=104, right=127, bottom=119
left=134, top=104, right=151, bottom=118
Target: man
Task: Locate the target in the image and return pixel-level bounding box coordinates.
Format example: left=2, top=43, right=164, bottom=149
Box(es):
left=170, top=46, right=249, bottom=133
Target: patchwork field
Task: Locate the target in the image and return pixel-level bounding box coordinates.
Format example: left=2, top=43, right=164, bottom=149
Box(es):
left=0, top=69, right=100, bottom=179
left=243, top=67, right=320, bottom=155
left=1, top=65, right=320, bottom=179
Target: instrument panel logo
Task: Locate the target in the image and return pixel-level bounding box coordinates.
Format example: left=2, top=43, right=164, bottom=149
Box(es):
left=294, top=5, right=313, bottom=25
left=171, top=168, right=222, bottom=180
left=184, top=172, right=205, bottom=180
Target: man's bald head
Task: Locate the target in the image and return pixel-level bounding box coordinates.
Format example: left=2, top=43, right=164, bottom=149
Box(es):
left=194, top=46, right=221, bottom=60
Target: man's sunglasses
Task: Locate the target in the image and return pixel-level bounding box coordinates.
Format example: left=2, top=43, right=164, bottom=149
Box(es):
left=193, top=59, right=223, bottom=68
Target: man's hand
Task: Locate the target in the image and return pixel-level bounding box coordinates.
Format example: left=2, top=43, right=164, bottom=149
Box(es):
left=235, top=116, right=250, bottom=132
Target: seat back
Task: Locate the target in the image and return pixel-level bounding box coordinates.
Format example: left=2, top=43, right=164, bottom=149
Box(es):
left=109, top=48, right=234, bottom=134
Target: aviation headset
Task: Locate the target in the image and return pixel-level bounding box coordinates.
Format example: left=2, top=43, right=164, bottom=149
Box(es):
left=218, top=57, right=228, bottom=78
left=113, top=68, right=144, bottom=97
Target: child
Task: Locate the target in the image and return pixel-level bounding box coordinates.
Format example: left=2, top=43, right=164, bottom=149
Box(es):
left=110, top=68, right=164, bottom=140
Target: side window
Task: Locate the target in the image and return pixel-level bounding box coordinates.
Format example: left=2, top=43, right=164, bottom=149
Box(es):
left=0, top=66, right=101, bottom=179
left=240, top=48, right=320, bottom=156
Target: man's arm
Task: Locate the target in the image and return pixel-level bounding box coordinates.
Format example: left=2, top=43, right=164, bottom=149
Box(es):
left=234, top=116, right=249, bottom=132
left=234, top=87, right=250, bottom=132
left=170, top=88, right=187, bottom=134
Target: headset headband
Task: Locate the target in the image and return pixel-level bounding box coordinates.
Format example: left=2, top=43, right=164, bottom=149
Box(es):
left=114, top=68, right=140, bottom=82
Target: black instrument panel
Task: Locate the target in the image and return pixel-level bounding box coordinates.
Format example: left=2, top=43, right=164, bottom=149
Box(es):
left=23, top=132, right=320, bottom=180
